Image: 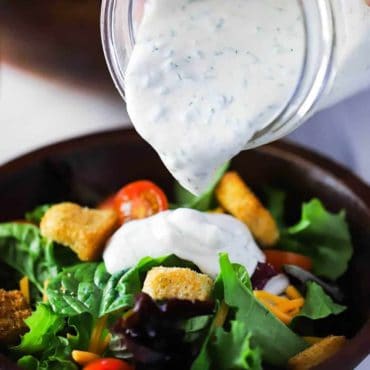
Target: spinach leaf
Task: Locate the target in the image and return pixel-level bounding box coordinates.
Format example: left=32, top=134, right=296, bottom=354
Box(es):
left=292, top=281, right=346, bottom=326
left=279, top=199, right=353, bottom=280
left=47, top=255, right=198, bottom=318
left=25, top=205, right=52, bottom=224
left=219, top=253, right=307, bottom=366
left=0, top=223, right=78, bottom=293
left=173, top=162, right=229, bottom=211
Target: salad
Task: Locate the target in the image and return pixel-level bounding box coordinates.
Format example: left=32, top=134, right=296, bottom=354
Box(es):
left=0, top=165, right=353, bottom=370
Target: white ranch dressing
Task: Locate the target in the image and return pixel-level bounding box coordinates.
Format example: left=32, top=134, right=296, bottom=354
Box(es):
left=125, top=0, right=305, bottom=194
left=103, top=208, right=265, bottom=277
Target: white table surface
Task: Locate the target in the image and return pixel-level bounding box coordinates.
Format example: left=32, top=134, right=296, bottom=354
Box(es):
left=0, top=63, right=369, bottom=369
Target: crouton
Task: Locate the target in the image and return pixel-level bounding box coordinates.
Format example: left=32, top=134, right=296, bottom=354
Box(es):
left=142, top=267, right=213, bottom=301
left=288, top=336, right=346, bottom=370
left=0, top=289, right=31, bottom=344
left=215, top=171, right=279, bottom=246
left=40, top=202, right=118, bottom=261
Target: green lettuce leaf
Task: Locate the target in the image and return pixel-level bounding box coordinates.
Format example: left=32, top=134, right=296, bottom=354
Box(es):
left=17, top=338, right=77, bottom=370
left=211, top=322, right=262, bottom=370
left=279, top=199, right=353, bottom=280
left=193, top=255, right=307, bottom=369
left=292, top=281, right=346, bottom=325
left=0, top=223, right=78, bottom=293
left=25, top=205, right=52, bottom=224
left=47, top=255, right=198, bottom=318
left=264, top=188, right=353, bottom=281
left=0, top=223, right=59, bottom=292
left=173, top=162, right=229, bottom=210
left=218, top=253, right=307, bottom=366
left=192, top=319, right=262, bottom=370
left=15, top=305, right=94, bottom=370
left=14, top=304, right=65, bottom=354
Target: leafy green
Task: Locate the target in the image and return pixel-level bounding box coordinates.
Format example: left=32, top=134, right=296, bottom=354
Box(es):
left=211, top=322, right=262, bottom=370
left=279, top=199, right=353, bottom=280
left=0, top=223, right=78, bottom=293
left=264, top=187, right=286, bottom=229
left=173, top=162, right=229, bottom=211
left=15, top=305, right=94, bottom=370
left=264, top=188, right=353, bottom=281
left=218, top=253, right=307, bottom=366
left=192, top=320, right=262, bottom=370
left=0, top=223, right=59, bottom=292
left=17, top=338, right=77, bottom=370
left=292, top=282, right=346, bottom=326
left=14, top=304, right=65, bottom=354
left=233, top=263, right=253, bottom=292
left=47, top=255, right=198, bottom=318
left=25, top=205, right=52, bottom=224
left=193, top=254, right=307, bottom=369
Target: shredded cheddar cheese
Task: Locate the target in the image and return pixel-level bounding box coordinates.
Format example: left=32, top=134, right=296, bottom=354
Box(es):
left=19, top=276, right=30, bottom=304
left=285, top=285, right=302, bottom=299
left=72, top=350, right=99, bottom=366
left=98, top=333, right=112, bottom=354
left=254, top=287, right=305, bottom=325
left=42, top=279, right=49, bottom=303
left=214, top=301, right=229, bottom=328
left=88, top=315, right=109, bottom=354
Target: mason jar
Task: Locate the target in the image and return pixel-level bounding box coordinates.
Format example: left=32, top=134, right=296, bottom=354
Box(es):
left=101, top=0, right=370, bottom=149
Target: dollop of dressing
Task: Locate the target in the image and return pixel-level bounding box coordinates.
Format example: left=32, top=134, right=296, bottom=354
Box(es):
left=125, top=0, right=304, bottom=193
left=103, top=208, right=265, bottom=277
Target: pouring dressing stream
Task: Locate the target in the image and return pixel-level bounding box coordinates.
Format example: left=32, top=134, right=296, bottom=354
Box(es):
left=125, top=0, right=304, bottom=194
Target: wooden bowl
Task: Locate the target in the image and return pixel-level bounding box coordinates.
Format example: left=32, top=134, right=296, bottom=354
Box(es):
left=0, top=128, right=369, bottom=369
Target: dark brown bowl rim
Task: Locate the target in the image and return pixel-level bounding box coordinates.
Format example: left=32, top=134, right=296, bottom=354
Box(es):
left=0, top=127, right=369, bottom=369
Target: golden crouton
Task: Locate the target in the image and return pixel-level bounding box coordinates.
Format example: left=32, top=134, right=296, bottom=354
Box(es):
left=40, top=202, right=118, bottom=261
left=142, top=267, right=213, bottom=301
left=288, top=336, right=346, bottom=370
left=215, top=171, right=279, bottom=246
left=0, top=289, right=31, bottom=344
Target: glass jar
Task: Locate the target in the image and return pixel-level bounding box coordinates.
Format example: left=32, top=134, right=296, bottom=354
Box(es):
left=101, top=0, right=370, bottom=149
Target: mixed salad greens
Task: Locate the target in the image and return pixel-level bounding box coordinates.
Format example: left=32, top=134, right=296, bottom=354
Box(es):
left=0, top=165, right=353, bottom=370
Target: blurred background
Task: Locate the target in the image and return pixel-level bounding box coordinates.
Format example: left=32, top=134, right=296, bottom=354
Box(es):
left=0, top=0, right=370, bottom=186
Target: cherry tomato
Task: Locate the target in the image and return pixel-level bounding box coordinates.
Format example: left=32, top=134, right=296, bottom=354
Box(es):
left=83, top=358, right=133, bottom=370
left=114, top=180, right=168, bottom=224
left=264, top=250, right=313, bottom=272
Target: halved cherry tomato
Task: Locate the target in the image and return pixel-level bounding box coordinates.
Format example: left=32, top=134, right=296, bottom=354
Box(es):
left=114, top=180, right=168, bottom=224
left=113, top=180, right=168, bottom=224
left=97, top=181, right=168, bottom=224
left=83, top=358, right=133, bottom=370
left=264, top=250, right=313, bottom=272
